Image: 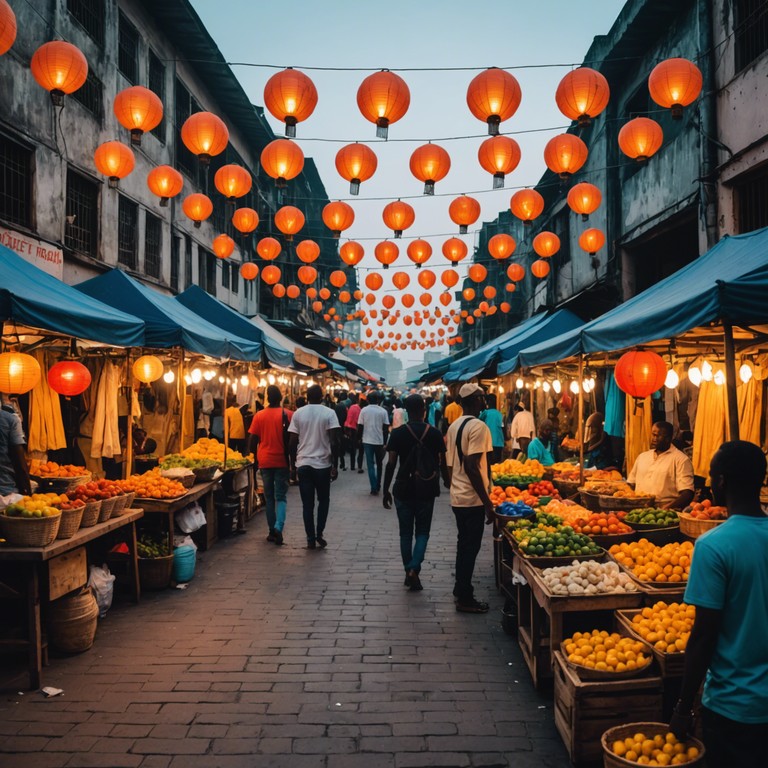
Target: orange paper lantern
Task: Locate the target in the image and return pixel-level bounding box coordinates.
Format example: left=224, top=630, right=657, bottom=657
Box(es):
left=382, top=201, right=415, bottom=238
left=335, top=142, right=378, bottom=195
left=94, top=141, right=135, bottom=188
left=147, top=165, right=183, bottom=206
left=409, top=143, right=451, bottom=195
left=257, top=237, right=282, bottom=261
left=615, top=350, right=667, bottom=398
left=339, top=241, right=364, bottom=266
left=296, top=239, right=320, bottom=263
left=418, top=270, right=436, bottom=290
left=263, top=67, right=318, bottom=136
left=306, top=287, right=318, bottom=299
left=365, top=274, right=383, bottom=291
left=555, top=67, right=610, bottom=125
left=618, top=117, right=663, bottom=163
left=30, top=41, right=88, bottom=104
left=260, top=139, right=304, bottom=187
left=441, top=269, right=459, bottom=289
left=500, top=301, right=511, bottom=313
left=442, top=238, right=468, bottom=263
left=181, top=111, right=228, bottom=164
left=488, top=233, right=516, bottom=260
left=273, top=283, right=287, bottom=298
left=214, top=164, right=252, bottom=201
left=182, top=193, right=213, bottom=228
left=402, top=293, right=415, bottom=308
left=114, top=85, right=163, bottom=145
left=533, top=232, right=560, bottom=259
left=507, top=263, right=525, bottom=282
left=274, top=206, right=305, bottom=241
left=567, top=182, right=602, bottom=221
left=357, top=70, right=410, bottom=138
left=544, top=133, right=589, bottom=179
left=407, top=239, right=432, bottom=268
left=329, top=270, right=347, bottom=288
left=240, top=262, right=259, bottom=280
left=374, top=241, right=399, bottom=269
left=382, top=295, right=396, bottom=310
left=232, top=207, right=260, bottom=234
left=392, top=272, right=410, bottom=290
left=468, top=264, right=488, bottom=283
left=466, top=67, right=522, bottom=134
left=419, top=293, right=432, bottom=307
left=483, top=286, right=497, bottom=300
left=0, top=0, right=17, bottom=56
left=297, top=265, right=317, bottom=285
left=439, top=292, right=452, bottom=307
left=319, top=287, right=331, bottom=301
left=312, top=300, right=323, bottom=313
left=579, top=228, right=606, bottom=255
left=448, top=195, right=481, bottom=234
left=338, top=289, right=351, bottom=303
left=322, top=201, right=355, bottom=238
left=510, top=189, right=544, bottom=225
left=477, top=135, right=521, bottom=189
left=462, top=287, right=476, bottom=302
left=212, top=234, right=235, bottom=259
left=505, top=282, right=517, bottom=293
left=47, top=360, right=91, bottom=396
left=132, top=355, right=163, bottom=384
left=531, top=259, right=550, bottom=279
left=648, top=58, right=702, bottom=118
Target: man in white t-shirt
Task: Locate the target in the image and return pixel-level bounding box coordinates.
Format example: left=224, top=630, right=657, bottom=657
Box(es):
left=288, top=385, right=341, bottom=549
left=357, top=391, right=390, bottom=495
left=445, top=383, right=494, bottom=614
left=508, top=402, right=535, bottom=458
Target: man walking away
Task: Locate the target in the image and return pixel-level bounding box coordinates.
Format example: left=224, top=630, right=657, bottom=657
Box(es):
left=334, top=392, right=349, bottom=470
left=382, top=394, right=448, bottom=591
left=344, top=392, right=363, bottom=473
left=357, top=391, right=390, bottom=495
left=445, top=383, right=494, bottom=613
left=287, top=385, right=340, bottom=549
left=508, top=401, right=534, bottom=458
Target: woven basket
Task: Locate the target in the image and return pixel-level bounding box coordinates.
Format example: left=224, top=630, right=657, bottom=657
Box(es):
left=554, top=478, right=581, bottom=498
left=30, top=474, right=91, bottom=493
left=0, top=511, right=61, bottom=547
left=138, top=554, right=174, bottom=590
left=192, top=465, right=218, bottom=483
left=599, top=495, right=656, bottom=511
left=678, top=512, right=725, bottom=539
left=123, top=491, right=136, bottom=509
left=48, top=588, right=99, bottom=653
left=560, top=640, right=653, bottom=681
left=55, top=506, right=85, bottom=539
left=579, top=489, right=602, bottom=511
left=160, top=470, right=195, bottom=489
left=601, top=723, right=705, bottom=768
left=110, top=493, right=129, bottom=517
left=79, top=499, right=102, bottom=528
left=97, top=496, right=118, bottom=523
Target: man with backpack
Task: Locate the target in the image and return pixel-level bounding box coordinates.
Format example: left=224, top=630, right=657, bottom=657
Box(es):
left=382, top=394, right=448, bottom=591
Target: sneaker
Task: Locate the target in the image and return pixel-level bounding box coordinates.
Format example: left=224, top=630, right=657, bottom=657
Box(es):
left=266, top=529, right=276, bottom=542
left=456, top=599, right=489, bottom=614
left=370, top=489, right=378, bottom=495
left=316, top=535, right=327, bottom=548
left=407, top=570, right=423, bottom=592
left=404, top=574, right=411, bottom=587
left=306, top=539, right=316, bottom=549
left=357, top=468, right=364, bottom=474
left=273, top=530, right=284, bottom=546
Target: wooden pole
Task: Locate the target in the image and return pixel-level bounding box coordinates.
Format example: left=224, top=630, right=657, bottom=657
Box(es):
left=578, top=354, right=585, bottom=487
left=179, top=349, right=185, bottom=451
left=723, top=321, right=741, bottom=440
left=125, top=353, right=133, bottom=480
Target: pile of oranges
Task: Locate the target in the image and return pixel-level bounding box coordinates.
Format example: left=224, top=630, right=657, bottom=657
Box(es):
left=570, top=512, right=633, bottom=536
left=628, top=601, right=695, bottom=654
left=609, top=539, right=693, bottom=583
left=119, top=470, right=186, bottom=499
left=29, top=460, right=88, bottom=478
left=611, top=730, right=700, bottom=764
left=490, top=484, right=538, bottom=508
left=563, top=630, right=649, bottom=674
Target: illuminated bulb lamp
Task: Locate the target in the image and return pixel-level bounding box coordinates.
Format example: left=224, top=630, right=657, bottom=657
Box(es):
left=618, top=117, right=663, bottom=163
left=510, top=189, right=544, bottom=225
left=232, top=207, right=259, bottom=234
left=212, top=234, right=235, bottom=259
left=296, top=239, right=320, bottom=263
left=214, top=164, right=252, bottom=201
left=477, top=135, right=521, bottom=189
left=260, top=138, right=304, bottom=187
left=181, top=111, right=229, bottom=164
left=442, top=238, right=468, bottom=263
left=357, top=70, right=410, bottom=139
left=47, top=360, right=91, bottom=396
left=94, top=141, right=135, bottom=188
left=0, top=0, right=17, bottom=56
left=648, top=58, right=702, bottom=119
left=163, top=370, right=175, bottom=384
left=182, top=193, right=213, bottom=228
left=406, top=239, right=432, bottom=268
left=466, top=67, right=522, bottom=135
left=688, top=365, right=702, bottom=387
left=147, top=165, right=183, bottom=206
left=30, top=41, right=88, bottom=106
left=702, top=360, right=714, bottom=382
left=240, top=262, right=259, bottom=280
left=552, top=379, right=562, bottom=394
left=740, top=362, right=753, bottom=384
left=570, top=380, right=580, bottom=395
left=274, top=205, right=305, bottom=241
left=555, top=67, right=610, bottom=126
left=132, top=355, right=163, bottom=384
left=263, top=67, right=318, bottom=136
left=533, top=231, right=560, bottom=258
left=261, top=265, right=281, bottom=285
left=531, top=259, right=550, bottom=279
left=543, top=133, right=588, bottom=179
left=714, top=369, right=726, bottom=386
left=113, top=85, right=163, bottom=145
left=190, top=368, right=202, bottom=384
left=322, top=201, right=355, bottom=238
left=335, top=142, right=377, bottom=195
left=567, top=182, right=602, bottom=221
left=374, top=240, right=399, bottom=269
left=664, top=368, right=680, bottom=389
left=614, top=349, right=667, bottom=398
left=409, top=143, right=451, bottom=195
left=382, top=200, right=415, bottom=238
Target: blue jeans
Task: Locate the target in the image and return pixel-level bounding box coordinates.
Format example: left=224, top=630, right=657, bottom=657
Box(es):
left=261, top=468, right=288, bottom=533
left=364, top=443, right=384, bottom=491
left=297, top=465, right=331, bottom=543
left=394, top=495, right=435, bottom=573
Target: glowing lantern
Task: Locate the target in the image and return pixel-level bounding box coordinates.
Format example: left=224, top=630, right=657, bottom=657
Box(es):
left=419, top=293, right=432, bottom=307
left=488, top=233, right=516, bottom=260
left=615, top=350, right=667, bottom=398
left=468, top=264, right=488, bottom=283
left=329, top=270, right=347, bottom=288
left=382, top=200, right=415, bottom=238
left=214, top=164, right=252, bottom=201
left=567, top=182, right=602, bottom=221
left=449, top=195, right=481, bottom=234
left=93, top=141, right=135, bottom=188
left=478, top=301, right=489, bottom=313
left=261, top=265, right=281, bottom=285
left=260, top=139, right=304, bottom=187
left=212, top=234, right=235, bottom=259
left=312, top=300, right=323, bottom=313
left=544, top=133, right=588, bottom=179
left=507, top=263, right=525, bottom=282
left=274, top=206, right=305, bottom=241
left=407, top=239, right=432, bottom=268
left=483, top=286, right=497, bottom=300
left=374, top=240, right=399, bottom=269
left=531, top=259, right=550, bottom=279
left=478, top=135, right=521, bottom=189
left=132, top=355, right=163, bottom=384
left=402, top=293, right=415, bottom=308
left=335, top=142, right=378, bottom=195
left=181, top=112, right=228, bottom=164
left=462, top=287, right=476, bottom=302
left=340, top=241, right=364, bottom=266
left=439, top=292, right=452, bottom=307
left=579, top=228, right=605, bottom=255
left=319, top=287, right=331, bottom=300
left=322, top=201, right=355, bottom=238
left=648, top=58, right=702, bottom=119
left=257, top=237, right=281, bottom=261
left=339, top=290, right=351, bottom=303
left=392, top=272, right=410, bottom=290
left=357, top=70, right=410, bottom=138
left=409, top=143, right=451, bottom=195
left=500, top=302, right=511, bottom=313
left=505, top=282, right=516, bottom=293
left=466, top=67, right=522, bottom=134
left=47, top=360, right=91, bottom=396
left=0, top=0, right=17, bottom=56
left=147, top=165, right=183, bottom=206
left=263, top=67, right=318, bottom=136
left=232, top=207, right=259, bottom=234
left=555, top=67, right=610, bottom=126
left=182, top=193, right=213, bottom=229
left=418, top=270, right=436, bottom=290
left=382, top=295, right=396, bottom=310
left=441, top=269, right=459, bottom=288
left=442, top=238, right=468, bottom=263
left=113, top=86, right=163, bottom=145
left=240, top=262, right=259, bottom=280
left=0, top=352, right=40, bottom=394
left=510, top=189, right=544, bottom=225
left=296, top=239, right=320, bottom=264
left=365, top=273, right=383, bottom=291
left=306, top=287, right=318, bottom=299
left=353, top=289, right=363, bottom=300
left=30, top=41, right=88, bottom=105
left=618, top=117, right=663, bottom=163
left=273, top=284, right=287, bottom=298
left=533, top=232, right=560, bottom=258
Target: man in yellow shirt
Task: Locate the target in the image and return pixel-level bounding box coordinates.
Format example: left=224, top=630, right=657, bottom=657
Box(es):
left=225, top=397, right=246, bottom=453
left=443, top=395, right=463, bottom=427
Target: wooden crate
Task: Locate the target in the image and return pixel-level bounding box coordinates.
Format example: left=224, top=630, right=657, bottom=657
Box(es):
left=615, top=609, right=686, bottom=678
left=553, top=650, right=663, bottom=765
left=48, top=547, right=87, bottom=600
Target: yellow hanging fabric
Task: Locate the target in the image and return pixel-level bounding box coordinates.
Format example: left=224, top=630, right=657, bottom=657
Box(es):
left=625, top=395, right=652, bottom=474
left=692, top=380, right=727, bottom=478
left=737, top=375, right=762, bottom=446
left=181, top=392, right=195, bottom=450
left=91, top=360, right=121, bottom=459
left=28, top=351, right=66, bottom=453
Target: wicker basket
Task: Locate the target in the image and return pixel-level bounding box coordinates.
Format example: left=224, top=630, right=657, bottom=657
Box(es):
left=79, top=499, right=102, bottom=527
left=110, top=493, right=129, bottom=517
left=601, top=723, right=705, bottom=768
left=97, top=496, right=118, bottom=523
left=579, top=489, right=602, bottom=511
left=138, top=554, right=174, bottom=590
left=0, top=511, right=61, bottom=547
left=553, top=478, right=581, bottom=498
left=160, top=470, right=195, bottom=489
left=30, top=474, right=91, bottom=493
left=55, top=505, right=85, bottom=539
left=678, top=512, right=725, bottom=539
left=599, top=495, right=655, bottom=511
left=48, top=588, right=99, bottom=653
left=192, top=465, right=218, bottom=483
left=590, top=530, right=638, bottom=549
left=123, top=491, right=136, bottom=509
left=560, top=640, right=653, bottom=681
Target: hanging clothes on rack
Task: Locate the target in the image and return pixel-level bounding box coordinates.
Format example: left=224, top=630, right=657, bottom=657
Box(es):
left=28, top=350, right=66, bottom=454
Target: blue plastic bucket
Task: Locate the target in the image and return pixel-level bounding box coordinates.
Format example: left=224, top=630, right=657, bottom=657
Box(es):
left=173, top=545, right=196, bottom=583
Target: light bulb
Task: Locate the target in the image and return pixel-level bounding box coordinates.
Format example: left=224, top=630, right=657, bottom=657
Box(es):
left=259, top=378, right=267, bottom=388
left=203, top=369, right=216, bottom=381
left=740, top=363, right=753, bottom=383
left=498, top=385, right=504, bottom=394
left=534, top=380, right=541, bottom=389
left=552, top=379, right=562, bottom=394
left=218, top=376, right=225, bottom=383
left=543, top=381, right=551, bottom=393
left=190, top=368, right=202, bottom=384
left=515, top=377, right=524, bottom=389
left=163, top=370, right=175, bottom=384
left=570, top=380, right=580, bottom=395
left=687, top=365, right=701, bottom=387
left=268, top=374, right=276, bottom=385
left=702, top=360, right=713, bottom=382
left=714, top=369, right=726, bottom=386
left=240, top=375, right=249, bottom=386
left=231, top=382, right=237, bottom=393
left=664, top=369, right=679, bottom=389
left=183, top=374, right=192, bottom=385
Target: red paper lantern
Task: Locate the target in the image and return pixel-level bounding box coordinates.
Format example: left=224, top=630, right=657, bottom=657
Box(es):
left=335, top=142, right=378, bottom=195
left=296, top=239, right=320, bottom=263
left=214, top=164, right=252, bottom=201
left=466, top=67, right=522, bottom=134
left=232, top=207, right=260, bottom=234
left=510, top=189, right=544, bottom=225
left=618, top=117, right=663, bottom=163
left=533, top=232, right=560, bottom=259
left=114, top=85, right=163, bottom=145
left=274, top=206, right=305, bottom=241
left=407, top=239, right=432, bottom=268
left=488, top=233, right=516, bottom=260
left=47, top=360, right=91, bottom=396
left=263, top=67, right=318, bottom=136
left=409, top=143, right=451, bottom=195
left=147, top=166, right=183, bottom=206
left=257, top=237, right=281, bottom=261
left=441, top=269, right=459, bottom=288
left=340, top=241, right=364, bottom=266
left=93, top=141, right=135, bottom=188
left=261, top=265, right=281, bottom=285
left=478, top=135, right=521, bottom=189
left=260, top=139, right=304, bottom=187
left=442, top=238, right=468, bottom=263
left=448, top=195, right=481, bottom=234
left=322, top=201, right=355, bottom=238
left=615, top=350, right=667, bottom=398
left=182, top=193, right=213, bottom=228
left=567, top=182, right=602, bottom=221
left=648, top=58, right=702, bottom=119
left=212, top=234, right=235, bottom=259
left=0, top=0, right=17, bottom=56
left=544, top=133, right=589, bottom=179
left=531, top=259, right=550, bottom=279
left=30, top=41, right=88, bottom=105
left=374, top=240, right=399, bottom=269
left=555, top=67, right=610, bottom=126
left=357, top=70, right=410, bottom=138
left=240, top=262, right=259, bottom=280
left=579, top=228, right=605, bottom=255
left=181, top=112, right=228, bottom=164
left=507, top=263, right=525, bottom=282
left=382, top=200, right=415, bottom=238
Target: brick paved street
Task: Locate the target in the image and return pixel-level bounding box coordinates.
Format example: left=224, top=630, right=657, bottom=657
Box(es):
left=0, top=469, right=571, bottom=768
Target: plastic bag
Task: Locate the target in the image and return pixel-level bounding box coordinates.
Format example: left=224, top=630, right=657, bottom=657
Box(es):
left=173, top=534, right=197, bottom=550
left=175, top=502, right=206, bottom=533
left=87, top=563, right=116, bottom=617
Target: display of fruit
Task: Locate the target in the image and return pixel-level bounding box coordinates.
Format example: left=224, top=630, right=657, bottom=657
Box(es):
left=506, top=511, right=564, bottom=531
left=510, top=522, right=603, bottom=558
left=160, top=454, right=219, bottom=470
left=560, top=437, right=580, bottom=452
left=541, top=560, right=638, bottom=595
left=609, top=539, right=694, bottom=583
left=540, top=499, right=594, bottom=527
left=584, top=480, right=632, bottom=495
left=119, top=470, right=186, bottom=499
left=2, top=496, right=60, bottom=517
left=56, top=498, right=86, bottom=511
left=29, top=459, right=87, bottom=477
left=179, top=437, right=250, bottom=464
left=628, top=601, right=695, bottom=654
left=495, top=500, right=536, bottom=518
left=570, top=512, right=633, bottom=536
left=490, top=458, right=545, bottom=485
left=527, top=480, right=560, bottom=499
left=490, top=484, right=539, bottom=508
left=69, top=479, right=123, bottom=502
left=550, top=461, right=581, bottom=473
left=564, top=630, right=648, bottom=672
left=625, top=508, right=680, bottom=528
left=682, top=500, right=727, bottom=520
left=137, top=532, right=170, bottom=558
left=609, top=729, right=701, bottom=764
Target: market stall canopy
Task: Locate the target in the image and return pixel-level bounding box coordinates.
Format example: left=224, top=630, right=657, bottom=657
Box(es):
left=249, top=315, right=334, bottom=374
left=518, top=227, right=768, bottom=368
left=0, top=244, right=145, bottom=347
left=175, top=285, right=292, bottom=367
left=75, top=269, right=262, bottom=360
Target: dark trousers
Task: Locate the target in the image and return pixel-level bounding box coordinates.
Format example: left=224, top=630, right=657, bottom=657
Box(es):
left=491, top=446, right=503, bottom=463
left=394, top=495, right=435, bottom=573
left=345, top=427, right=362, bottom=469
left=297, top=465, right=331, bottom=543
left=702, top=706, right=767, bottom=767
left=451, top=505, right=485, bottom=602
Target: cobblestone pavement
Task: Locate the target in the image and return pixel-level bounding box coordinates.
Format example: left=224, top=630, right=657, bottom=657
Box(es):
left=0, top=468, right=571, bottom=768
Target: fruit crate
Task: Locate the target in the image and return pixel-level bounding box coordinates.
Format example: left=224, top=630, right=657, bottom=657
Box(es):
left=553, top=650, right=663, bottom=765
left=614, top=609, right=686, bottom=678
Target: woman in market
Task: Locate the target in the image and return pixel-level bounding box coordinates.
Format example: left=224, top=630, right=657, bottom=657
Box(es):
left=583, top=411, right=615, bottom=469
left=526, top=419, right=556, bottom=466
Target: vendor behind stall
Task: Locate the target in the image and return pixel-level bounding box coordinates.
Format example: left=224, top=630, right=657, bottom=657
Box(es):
left=584, top=411, right=615, bottom=469
left=0, top=404, right=31, bottom=496
left=526, top=419, right=556, bottom=466
left=627, top=421, right=694, bottom=509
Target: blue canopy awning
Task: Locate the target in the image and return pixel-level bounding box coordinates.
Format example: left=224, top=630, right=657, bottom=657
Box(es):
left=0, top=244, right=145, bottom=347
left=76, top=269, right=262, bottom=360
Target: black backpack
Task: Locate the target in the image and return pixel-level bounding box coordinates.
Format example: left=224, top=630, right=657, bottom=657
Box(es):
left=393, top=424, right=440, bottom=500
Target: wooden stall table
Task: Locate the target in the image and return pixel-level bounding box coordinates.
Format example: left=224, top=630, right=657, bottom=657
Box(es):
left=0, top=509, right=143, bottom=689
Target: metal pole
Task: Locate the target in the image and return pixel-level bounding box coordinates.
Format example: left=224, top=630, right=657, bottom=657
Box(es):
left=578, top=354, right=585, bottom=486
left=723, top=321, right=740, bottom=440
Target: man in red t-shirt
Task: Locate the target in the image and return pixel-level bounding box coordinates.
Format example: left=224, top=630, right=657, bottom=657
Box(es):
left=247, top=385, right=293, bottom=545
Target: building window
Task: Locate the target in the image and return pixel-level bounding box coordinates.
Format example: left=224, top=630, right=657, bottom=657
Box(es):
left=735, top=0, right=768, bottom=72
left=144, top=211, right=162, bottom=279
left=0, top=134, right=32, bottom=228
left=184, top=235, right=192, bottom=288
left=175, top=79, right=201, bottom=181
left=198, top=248, right=216, bottom=295
left=117, top=196, right=138, bottom=269
left=65, top=170, right=98, bottom=258
left=118, top=12, right=139, bottom=84
left=148, top=49, right=165, bottom=142
left=71, top=70, right=103, bottom=119
left=170, top=235, right=180, bottom=291
left=221, top=260, right=230, bottom=289
left=736, top=169, right=768, bottom=233
left=231, top=268, right=239, bottom=295
left=67, top=0, right=105, bottom=46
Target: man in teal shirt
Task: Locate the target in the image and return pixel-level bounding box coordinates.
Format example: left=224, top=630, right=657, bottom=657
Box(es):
left=526, top=419, right=556, bottom=466
left=670, top=440, right=768, bottom=766
left=479, top=394, right=504, bottom=463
